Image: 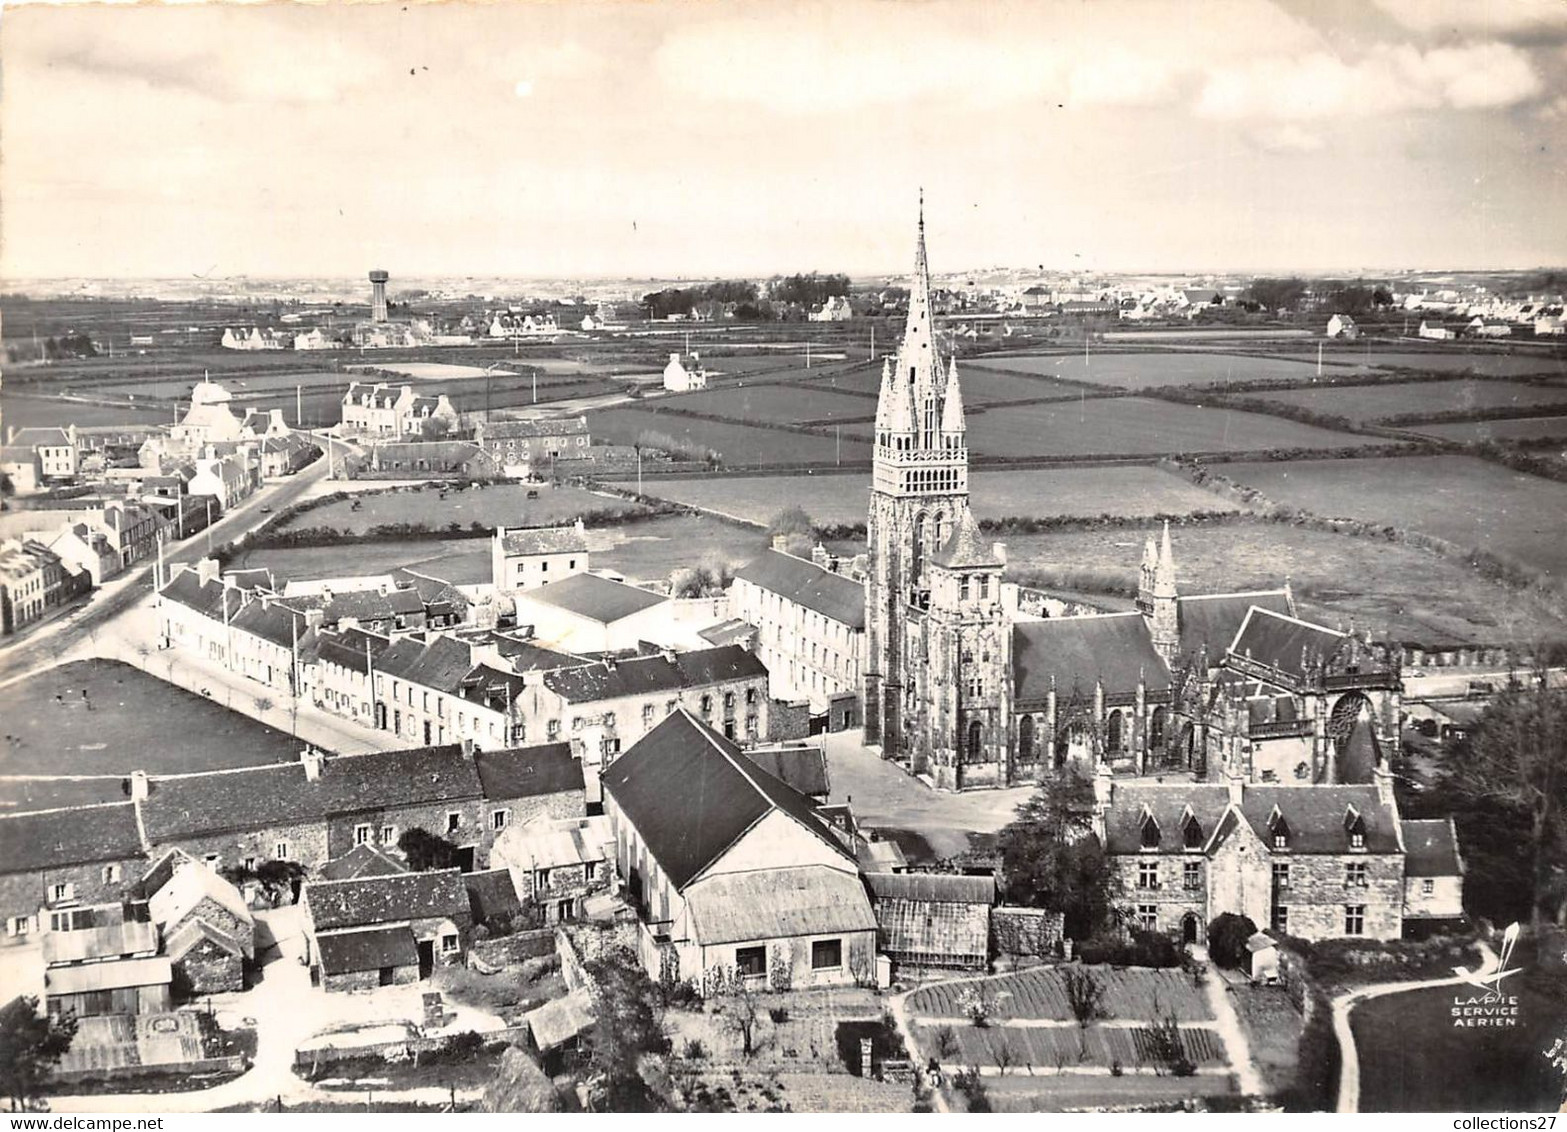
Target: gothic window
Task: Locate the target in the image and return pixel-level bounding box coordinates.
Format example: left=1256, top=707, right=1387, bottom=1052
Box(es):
left=1149, top=706, right=1167, bottom=749
left=1107, top=710, right=1124, bottom=752
left=911, top=513, right=926, bottom=582
left=965, top=719, right=984, bottom=763
left=1018, top=715, right=1036, bottom=762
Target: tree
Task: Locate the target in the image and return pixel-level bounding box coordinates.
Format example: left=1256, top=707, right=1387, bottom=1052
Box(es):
left=581, top=946, right=672, bottom=1111
left=1439, top=677, right=1567, bottom=929
left=1243, top=277, right=1308, bottom=314
left=0, top=997, right=78, bottom=1108
left=997, top=768, right=1120, bottom=938
left=725, top=982, right=762, bottom=1058
left=1145, top=1006, right=1195, bottom=1077
left=255, top=859, right=305, bottom=905
left=767, top=506, right=816, bottom=558
left=254, top=695, right=275, bottom=718
left=1207, top=913, right=1258, bottom=970
left=1063, top=966, right=1105, bottom=1028
left=398, top=827, right=460, bottom=871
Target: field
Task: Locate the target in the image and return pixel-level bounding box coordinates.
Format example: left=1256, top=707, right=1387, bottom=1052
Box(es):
left=589, top=407, right=873, bottom=466
left=983, top=1073, right=1240, bottom=1112
left=345, top=361, right=518, bottom=380
left=1332, top=350, right=1567, bottom=378
left=1221, top=455, right=1567, bottom=582
left=665, top=383, right=878, bottom=425
left=1226, top=982, right=1303, bottom=1097
left=0, top=659, right=299, bottom=797
left=905, top=965, right=1212, bottom=1023
left=616, top=465, right=1242, bottom=528
left=965, top=351, right=1338, bottom=390
left=990, top=517, right=1567, bottom=646
left=235, top=513, right=767, bottom=587
left=1411, top=415, right=1567, bottom=442
left=818, top=364, right=1083, bottom=403
left=1350, top=967, right=1567, bottom=1112
left=0, top=393, right=174, bottom=431
left=274, top=482, right=643, bottom=536
left=1256, top=379, right=1567, bottom=424
left=961, top=397, right=1384, bottom=458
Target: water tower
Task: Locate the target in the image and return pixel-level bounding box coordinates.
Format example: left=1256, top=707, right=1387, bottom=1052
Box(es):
left=369, top=269, right=390, bottom=323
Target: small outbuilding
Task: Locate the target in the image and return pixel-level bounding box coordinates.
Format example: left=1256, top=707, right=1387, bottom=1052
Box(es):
left=1246, top=931, right=1280, bottom=984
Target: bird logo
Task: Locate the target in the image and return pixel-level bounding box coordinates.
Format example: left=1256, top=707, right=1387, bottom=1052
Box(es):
left=1453, top=921, right=1524, bottom=994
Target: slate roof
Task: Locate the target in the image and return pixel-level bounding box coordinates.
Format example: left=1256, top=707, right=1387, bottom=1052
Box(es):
left=0, top=802, right=146, bottom=873
left=307, top=869, right=470, bottom=930
left=483, top=417, right=588, bottom=439
left=159, top=570, right=245, bottom=622
left=147, top=860, right=253, bottom=931
left=864, top=872, right=997, bottom=905
left=13, top=427, right=71, bottom=447
left=311, top=627, right=393, bottom=674
left=601, top=710, right=851, bottom=890
left=1101, top=784, right=1232, bottom=856
left=317, top=926, right=420, bottom=975
left=375, top=634, right=478, bottom=693
left=1226, top=786, right=1400, bottom=855
left=742, top=745, right=830, bottom=799
left=542, top=644, right=765, bottom=704
left=473, top=743, right=583, bottom=801
left=493, top=816, right=612, bottom=872
left=521, top=573, right=664, bottom=623
left=165, top=917, right=248, bottom=963
left=463, top=868, right=524, bottom=925
left=1013, top=614, right=1171, bottom=703
left=1402, top=818, right=1464, bottom=877
left=525, top=987, right=595, bottom=1052
left=1177, top=591, right=1291, bottom=661
left=1228, top=607, right=1347, bottom=679
left=230, top=599, right=307, bottom=649
left=318, top=843, right=409, bottom=881
left=498, top=525, right=589, bottom=557
left=683, top=866, right=877, bottom=946
left=390, top=569, right=470, bottom=614
left=698, top=618, right=757, bottom=648
left=735, top=550, right=866, bottom=629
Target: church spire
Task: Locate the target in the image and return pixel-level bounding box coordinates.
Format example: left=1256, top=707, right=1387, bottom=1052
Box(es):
left=940, top=355, right=966, bottom=439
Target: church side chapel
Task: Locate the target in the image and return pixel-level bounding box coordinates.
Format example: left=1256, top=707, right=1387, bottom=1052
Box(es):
left=861, top=204, right=1404, bottom=796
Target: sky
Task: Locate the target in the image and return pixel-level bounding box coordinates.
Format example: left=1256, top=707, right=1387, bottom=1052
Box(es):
left=2, top=0, right=1566, bottom=280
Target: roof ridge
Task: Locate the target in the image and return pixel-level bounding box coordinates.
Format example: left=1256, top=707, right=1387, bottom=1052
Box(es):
left=0, top=798, right=136, bottom=821
left=1235, top=605, right=1347, bottom=638
left=1180, top=588, right=1289, bottom=602
left=307, top=866, right=464, bottom=888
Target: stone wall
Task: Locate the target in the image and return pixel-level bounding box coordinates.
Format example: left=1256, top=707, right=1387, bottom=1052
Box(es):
left=152, top=819, right=329, bottom=876
left=0, top=858, right=142, bottom=927
left=323, top=963, right=418, bottom=993
left=767, top=699, right=811, bottom=742
left=174, top=936, right=244, bottom=996
left=992, top=907, right=1066, bottom=956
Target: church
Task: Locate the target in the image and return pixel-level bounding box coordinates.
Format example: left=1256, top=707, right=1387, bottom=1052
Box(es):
left=861, top=206, right=1405, bottom=796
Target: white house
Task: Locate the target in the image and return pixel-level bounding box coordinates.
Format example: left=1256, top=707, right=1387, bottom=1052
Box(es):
left=512, top=573, right=672, bottom=653
left=491, top=522, right=590, bottom=593
left=663, top=353, right=707, bottom=393
left=1325, top=314, right=1358, bottom=339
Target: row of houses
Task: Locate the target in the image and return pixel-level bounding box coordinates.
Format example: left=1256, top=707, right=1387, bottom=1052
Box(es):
left=339, top=382, right=461, bottom=438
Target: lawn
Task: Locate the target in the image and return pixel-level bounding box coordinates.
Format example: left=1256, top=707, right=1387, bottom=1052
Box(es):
left=992, top=516, right=1567, bottom=647
left=1350, top=967, right=1567, bottom=1112
left=588, top=407, right=873, bottom=466
left=0, top=393, right=174, bottom=431
left=960, top=397, right=1385, bottom=458
left=1256, top=379, right=1567, bottom=424
left=615, top=465, right=1242, bottom=528
left=0, top=659, right=299, bottom=789
left=905, top=965, right=1212, bottom=1023
left=275, top=482, right=644, bottom=536
left=1411, top=415, right=1567, bottom=443
left=1221, top=454, right=1567, bottom=583
left=965, top=351, right=1336, bottom=390
left=1224, top=982, right=1303, bottom=1098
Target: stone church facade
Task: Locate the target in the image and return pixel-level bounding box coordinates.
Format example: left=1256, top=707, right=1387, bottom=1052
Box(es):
left=862, top=209, right=1404, bottom=793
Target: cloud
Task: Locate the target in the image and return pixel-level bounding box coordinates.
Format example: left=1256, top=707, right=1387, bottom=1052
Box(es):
left=1370, top=0, right=1567, bottom=42
left=1196, top=41, right=1545, bottom=119
left=1250, top=124, right=1326, bottom=152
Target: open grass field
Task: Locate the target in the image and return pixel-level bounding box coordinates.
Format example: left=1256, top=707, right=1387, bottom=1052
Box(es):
left=236, top=513, right=766, bottom=588
left=817, top=364, right=1084, bottom=403
left=978, top=518, right=1567, bottom=647
left=0, top=659, right=298, bottom=788
left=1411, top=415, right=1567, bottom=443
left=589, top=406, right=874, bottom=465
left=665, top=383, right=878, bottom=425
left=905, top=966, right=1212, bottom=1023
left=1341, top=350, right=1567, bottom=378
left=616, top=465, right=1242, bottom=527
left=0, top=393, right=175, bottom=431
left=345, top=361, right=517, bottom=380
left=982, top=1072, right=1240, bottom=1112
left=1255, top=379, right=1567, bottom=424
left=965, top=351, right=1339, bottom=390
left=275, top=482, right=643, bottom=536
left=915, top=1022, right=1226, bottom=1072
left=1221, top=455, right=1567, bottom=582
left=1350, top=966, right=1567, bottom=1112
left=961, top=397, right=1385, bottom=458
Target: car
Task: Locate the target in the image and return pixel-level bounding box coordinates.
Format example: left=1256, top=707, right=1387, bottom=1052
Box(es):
left=258, top=506, right=273, bottom=513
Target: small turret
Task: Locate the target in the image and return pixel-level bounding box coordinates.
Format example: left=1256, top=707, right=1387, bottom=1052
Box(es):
left=940, top=356, right=966, bottom=445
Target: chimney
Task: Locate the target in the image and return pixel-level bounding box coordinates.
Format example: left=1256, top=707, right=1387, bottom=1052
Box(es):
left=196, top=557, right=219, bottom=586
left=771, top=534, right=789, bottom=553
left=300, top=747, right=325, bottom=781
left=811, top=543, right=830, bottom=569
left=660, top=647, right=677, bottom=665
left=305, top=607, right=325, bottom=631
left=128, top=770, right=149, bottom=803
left=1227, top=773, right=1244, bottom=806
left=575, top=518, right=586, bottom=534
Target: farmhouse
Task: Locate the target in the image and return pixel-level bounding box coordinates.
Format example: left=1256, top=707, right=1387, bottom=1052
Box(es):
left=475, top=417, right=590, bottom=467
left=663, top=353, right=708, bottom=392
left=490, top=815, right=615, bottom=924
left=0, top=802, right=149, bottom=943
left=142, top=850, right=254, bottom=994
left=302, top=869, right=471, bottom=991
left=602, top=710, right=877, bottom=993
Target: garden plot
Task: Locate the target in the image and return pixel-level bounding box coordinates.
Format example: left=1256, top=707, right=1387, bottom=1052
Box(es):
left=915, top=1022, right=1226, bottom=1072
left=905, top=965, right=1211, bottom=1023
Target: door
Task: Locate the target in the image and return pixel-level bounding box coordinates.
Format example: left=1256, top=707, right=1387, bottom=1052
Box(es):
left=417, top=940, right=434, bottom=979
left=1182, top=913, right=1200, bottom=946
left=455, top=845, right=476, bottom=873
left=379, top=966, right=396, bottom=986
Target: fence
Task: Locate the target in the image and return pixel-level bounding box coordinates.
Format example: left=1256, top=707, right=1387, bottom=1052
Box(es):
left=294, top=1026, right=530, bottom=1070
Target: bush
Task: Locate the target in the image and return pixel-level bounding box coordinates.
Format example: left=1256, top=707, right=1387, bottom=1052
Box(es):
left=683, top=1038, right=707, bottom=1060
left=1078, top=927, right=1181, bottom=968
left=1208, top=913, right=1259, bottom=970
left=768, top=1007, right=789, bottom=1024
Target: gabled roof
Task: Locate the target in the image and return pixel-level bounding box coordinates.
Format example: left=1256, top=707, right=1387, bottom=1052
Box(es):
left=541, top=644, right=765, bottom=703
left=601, top=710, right=851, bottom=890
left=319, top=843, right=409, bottom=881
left=1177, top=591, right=1291, bottom=662
left=0, top=801, right=145, bottom=873
left=1402, top=818, right=1464, bottom=877
left=682, top=866, right=877, bottom=946
left=1227, top=607, right=1347, bottom=680
left=698, top=618, right=757, bottom=648
left=521, top=573, right=664, bottom=623
left=498, top=525, right=589, bottom=557
left=230, top=599, right=307, bottom=649
left=1224, top=786, right=1400, bottom=855
left=374, top=634, right=477, bottom=693
left=742, top=744, right=830, bottom=798
left=493, top=815, right=612, bottom=872
left=463, top=868, right=524, bottom=925
left=159, top=570, right=245, bottom=622
left=734, top=550, right=866, bottom=629
left=316, top=925, right=419, bottom=975
left=1013, top=614, right=1171, bottom=703
left=306, top=869, right=470, bottom=930
left=311, top=627, right=393, bottom=674
left=473, top=743, right=583, bottom=801
left=165, top=917, right=249, bottom=963
left=1103, top=785, right=1231, bottom=855
left=147, top=860, right=253, bottom=931
left=864, top=872, right=996, bottom=905
left=483, top=417, right=588, bottom=439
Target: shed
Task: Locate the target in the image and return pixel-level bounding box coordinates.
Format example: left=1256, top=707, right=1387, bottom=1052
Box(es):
left=1246, top=931, right=1280, bottom=984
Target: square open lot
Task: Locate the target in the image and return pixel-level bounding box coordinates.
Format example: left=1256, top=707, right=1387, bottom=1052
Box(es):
left=0, top=659, right=298, bottom=785
left=1256, top=379, right=1567, bottom=424
left=589, top=407, right=873, bottom=466
left=966, top=351, right=1334, bottom=390
left=276, top=482, right=643, bottom=536
left=1221, top=454, right=1567, bottom=582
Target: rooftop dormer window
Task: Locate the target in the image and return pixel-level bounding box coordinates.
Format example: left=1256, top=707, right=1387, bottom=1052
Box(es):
left=1140, top=806, right=1161, bottom=850
left=1180, top=807, right=1203, bottom=850
left=1268, top=805, right=1291, bottom=851
left=1344, top=805, right=1367, bottom=851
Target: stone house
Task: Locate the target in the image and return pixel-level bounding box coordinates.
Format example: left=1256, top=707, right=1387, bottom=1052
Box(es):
left=474, top=416, right=590, bottom=467
left=603, top=710, right=877, bottom=993
left=0, top=802, right=147, bottom=945
left=45, top=522, right=122, bottom=587
left=491, top=521, right=590, bottom=593
left=1400, top=818, right=1466, bottom=928
left=302, top=870, right=471, bottom=991
left=490, top=815, right=614, bottom=924
left=8, top=426, right=78, bottom=479
left=143, top=850, right=255, bottom=995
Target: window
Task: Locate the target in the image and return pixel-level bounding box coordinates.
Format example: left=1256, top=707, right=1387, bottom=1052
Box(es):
left=723, top=692, right=735, bottom=713
left=203, top=854, right=221, bottom=870
left=534, top=868, right=551, bottom=891
left=243, top=857, right=257, bottom=872
left=978, top=575, right=990, bottom=599
left=569, top=559, right=577, bottom=569
left=1272, top=863, right=1291, bottom=890
left=811, top=938, right=843, bottom=970
left=355, top=824, right=373, bottom=846
left=735, top=946, right=766, bottom=978
left=102, top=864, right=121, bottom=885
left=1421, top=878, right=1435, bottom=896
left=666, top=700, right=678, bottom=715
left=440, top=933, right=459, bottom=955
left=746, top=687, right=758, bottom=705
left=1344, top=905, right=1366, bottom=936
left=1346, top=862, right=1368, bottom=888
left=700, top=695, right=713, bottom=718
left=1272, top=904, right=1289, bottom=933
left=1137, top=861, right=1159, bottom=890
left=446, top=811, right=462, bottom=834
left=1350, top=831, right=1365, bottom=850
left=642, top=703, right=655, bottom=726
left=572, top=716, right=584, bottom=732
left=7, top=916, right=30, bottom=937
left=274, top=841, right=290, bottom=861
left=492, top=809, right=509, bottom=831
left=584, top=862, right=598, bottom=883
left=1137, top=904, right=1157, bottom=930
left=1183, top=861, right=1201, bottom=890
left=381, top=825, right=396, bottom=844
left=548, top=719, right=561, bottom=739
left=959, top=575, right=970, bottom=601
